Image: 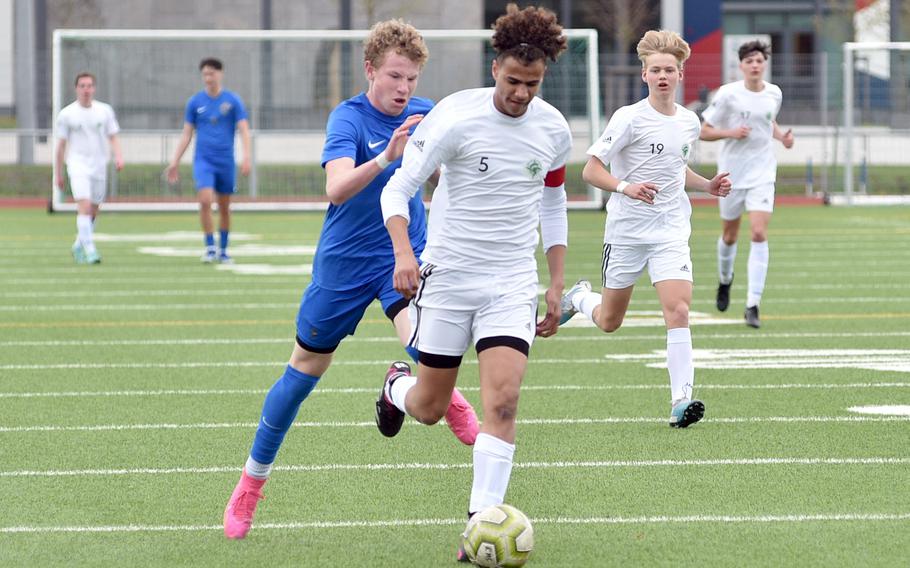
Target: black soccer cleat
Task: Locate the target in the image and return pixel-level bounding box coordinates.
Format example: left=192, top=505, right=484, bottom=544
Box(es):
left=744, top=305, right=761, bottom=328
left=375, top=361, right=410, bottom=438
left=716, top=275, right=733, bottom=312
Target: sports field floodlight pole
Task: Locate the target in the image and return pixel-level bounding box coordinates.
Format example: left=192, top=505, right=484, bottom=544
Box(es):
left=843, top=41, right=910, bottom=205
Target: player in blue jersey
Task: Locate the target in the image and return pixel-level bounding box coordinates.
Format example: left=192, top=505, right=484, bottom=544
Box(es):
left=166, top=57, right=251, bottom=263
left=222, top=20, right=479, bottom=540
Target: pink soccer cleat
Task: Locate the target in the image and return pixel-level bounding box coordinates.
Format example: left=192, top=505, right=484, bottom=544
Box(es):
left=446, top=388, right=480, bottom=446
left=223, top=470, right=267, bottom=539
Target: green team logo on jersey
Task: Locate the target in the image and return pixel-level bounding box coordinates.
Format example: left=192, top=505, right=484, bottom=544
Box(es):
left=526, top=159, right=543, bottom=179
left=766, top=111, right=772, bottom=122
left=681, top=143, right=690, bottom=160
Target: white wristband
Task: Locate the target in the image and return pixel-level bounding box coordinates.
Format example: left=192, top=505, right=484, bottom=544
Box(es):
left=615, top=180, right=629, bottom=193
left=374, top=152, right=391, bottom=170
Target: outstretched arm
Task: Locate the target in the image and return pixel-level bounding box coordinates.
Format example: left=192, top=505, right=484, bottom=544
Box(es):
left=325, top=114, right=424, bottom=206
left=686, top=167, right=731, bottom=197
left=582, top=156, right=660, bottom=205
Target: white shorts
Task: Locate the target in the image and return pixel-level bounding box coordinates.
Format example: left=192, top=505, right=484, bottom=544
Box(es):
left=719, top=183, right=775, bottom=220
left=69, top=174, right=107, bottom=205
left=408, top=264, right=538, bottom=357
left=602, top=241, right=693, bottom=289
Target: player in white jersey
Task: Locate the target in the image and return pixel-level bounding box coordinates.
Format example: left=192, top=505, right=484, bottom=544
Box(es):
left=375, top=4, right=570, bottom=561
left=560, top=30, right=731, bottom=428
left=700, top=40, right=794, bottom=328
left=54, top=72, right=123, bottom=264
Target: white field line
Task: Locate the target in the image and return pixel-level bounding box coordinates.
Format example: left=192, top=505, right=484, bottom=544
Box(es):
left=0, top=359, right=613, bottom=371
left=0, top=416, right=908, bottom=433
left=2, top=513, right=908, bottom=534
left=4, top=296, right=910, bottom=312
left=3, top=330, right=910, bottom=348
left=2, top=457, right=908, bottom=478
left=4, top=271, right=910, bottom=286
left=0, top=288, right=299, bottom=299
left=1, top=382, right=908, bottom=400
left=0, top=282, right=907, bottom=297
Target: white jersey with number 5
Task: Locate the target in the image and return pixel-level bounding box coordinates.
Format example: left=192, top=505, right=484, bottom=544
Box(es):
left=700, top=80, right=782, bottom=189
left=587, top=98, right=701, bottom=245
left=381, top=87, right=572, bottom=274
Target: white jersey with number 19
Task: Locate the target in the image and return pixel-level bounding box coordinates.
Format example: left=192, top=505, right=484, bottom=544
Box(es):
left=381, top=87, right=572, bottom=274
left=587, top=98, right=701, bottom=245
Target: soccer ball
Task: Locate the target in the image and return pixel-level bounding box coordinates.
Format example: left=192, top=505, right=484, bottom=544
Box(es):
left=461, top=503, right=534, bottom=567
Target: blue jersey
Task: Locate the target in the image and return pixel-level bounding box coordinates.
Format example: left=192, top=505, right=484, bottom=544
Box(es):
left=316, top=93, right=432, bottom=290
left=184, top=90, right=248, bottom=164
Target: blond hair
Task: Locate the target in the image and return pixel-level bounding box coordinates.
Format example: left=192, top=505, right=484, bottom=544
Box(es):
left=636, top=30, right=691, bottom=68
left=363, top=19, right=429, bottom=69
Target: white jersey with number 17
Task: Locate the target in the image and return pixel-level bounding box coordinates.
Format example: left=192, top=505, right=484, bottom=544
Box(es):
left=587, top=98, right=701, bottom=245
left=381, top=87, right=572, bottom=274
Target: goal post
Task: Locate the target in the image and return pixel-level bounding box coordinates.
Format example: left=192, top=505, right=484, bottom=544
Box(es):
left=51, top=28, right=601, bottom=212
left=841, top=41, right=910, bottom=205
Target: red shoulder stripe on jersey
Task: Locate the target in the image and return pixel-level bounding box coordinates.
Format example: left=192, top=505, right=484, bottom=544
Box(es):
left=544, top=165, right=566, bottom=188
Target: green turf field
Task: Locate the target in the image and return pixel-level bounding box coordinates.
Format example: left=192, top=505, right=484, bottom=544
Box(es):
left=0, top=205, right=908, bottom=567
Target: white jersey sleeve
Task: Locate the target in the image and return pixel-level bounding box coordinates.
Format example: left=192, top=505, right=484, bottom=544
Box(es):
left=104, top=103, right=121, bottom=136
left=586, top=106, right=634, bottom=167
left=700, top=84, right=730, bottom=127
left=380, top=100, right=458, bottom=225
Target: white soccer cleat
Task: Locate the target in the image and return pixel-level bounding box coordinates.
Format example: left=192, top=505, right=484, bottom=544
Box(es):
left=558, top=279, right=592, bottom=325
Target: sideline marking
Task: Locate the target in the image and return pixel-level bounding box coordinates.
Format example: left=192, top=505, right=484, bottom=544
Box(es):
left=2, top=513, right=908, bottom=534
left=0, top=415, right=907, bottom=433
left=848, top=405, right=910, bottom=416
left=2, top=457, right=907, bottom=478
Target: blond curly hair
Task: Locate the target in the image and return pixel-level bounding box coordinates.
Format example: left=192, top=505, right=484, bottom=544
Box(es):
left=636, top=30, right=691, bottom=68
left=363, top=19, right=429, bottom=69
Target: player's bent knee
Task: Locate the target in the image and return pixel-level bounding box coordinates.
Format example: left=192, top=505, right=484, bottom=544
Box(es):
left=597, top=315, right=623, bottom=333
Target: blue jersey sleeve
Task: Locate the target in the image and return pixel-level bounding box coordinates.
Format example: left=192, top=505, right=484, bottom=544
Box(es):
left=232, top=93, right=248, bottom=123
left=184, top=95, right=197, bottom=126
left=321, top=106, right=360, bottom=168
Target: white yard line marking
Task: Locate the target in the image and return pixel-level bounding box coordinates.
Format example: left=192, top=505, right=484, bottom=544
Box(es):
left=0, top=359, right=610, bottom=370
left=2, top=382, right=908, bottom=400
left=0, top=416, right=907, bottom=434
left=848, top=405, right=910, bottom=416
left=2, top=330, right=909, bottom=348
left=2, top=513, right=908, bottom=534
left=0, top=288, right=299, bottom=299
left=2, top=457, right=907, bottom=478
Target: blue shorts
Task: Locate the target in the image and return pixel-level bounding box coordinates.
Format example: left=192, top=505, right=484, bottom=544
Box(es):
left=295, top=270, right=408, bottom=353
left=193, top=158, right=236, bottom=194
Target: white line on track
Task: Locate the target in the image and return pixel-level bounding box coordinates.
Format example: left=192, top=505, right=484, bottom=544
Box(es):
left=3, top=330, right=909, bottom=348
left=2, top=457, right=907, bottom=478
left=1, top=512, right=908, bottom=534
left=0, top=416, right=907, bottom=433
left=5, top=296, right=910, bottom=312
left=0, top=359, right=611, bottom=370
left=1, top=382, right=908, bottom=400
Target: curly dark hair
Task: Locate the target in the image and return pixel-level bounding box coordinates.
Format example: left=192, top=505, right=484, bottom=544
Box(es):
left=491, top=3, right=567, bottom=64
left=738, top=40, right=770, bottom=61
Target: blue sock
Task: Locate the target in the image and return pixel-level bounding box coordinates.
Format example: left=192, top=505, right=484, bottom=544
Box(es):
left=219, top=229, right=229, bottom=253
left=405, top=345, right=419, bottom=364
left=204, top=233, right=215, bottom=250
left=249, top=365, right=320, bottom=465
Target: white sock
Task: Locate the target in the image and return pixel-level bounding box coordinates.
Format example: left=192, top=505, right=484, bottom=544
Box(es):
left=747, top=240, right=769, bottom=308
left=717, top=237, right=737, bottom=285
left=244, top=456, right=272, bottom=479
left=573, top=291, right=601, bottom=322
left=76, top=214, right=96, bottom=254
left=667, top=327, right=693, bottom=403
left=388, top=373, right=417, bottom=415
left=469, top=433, right=515, bottom=514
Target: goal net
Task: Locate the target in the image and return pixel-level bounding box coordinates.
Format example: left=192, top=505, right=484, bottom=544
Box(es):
left=52, top=28, right=601, bottom=212
left=839, top=41, right=910, bottom=205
